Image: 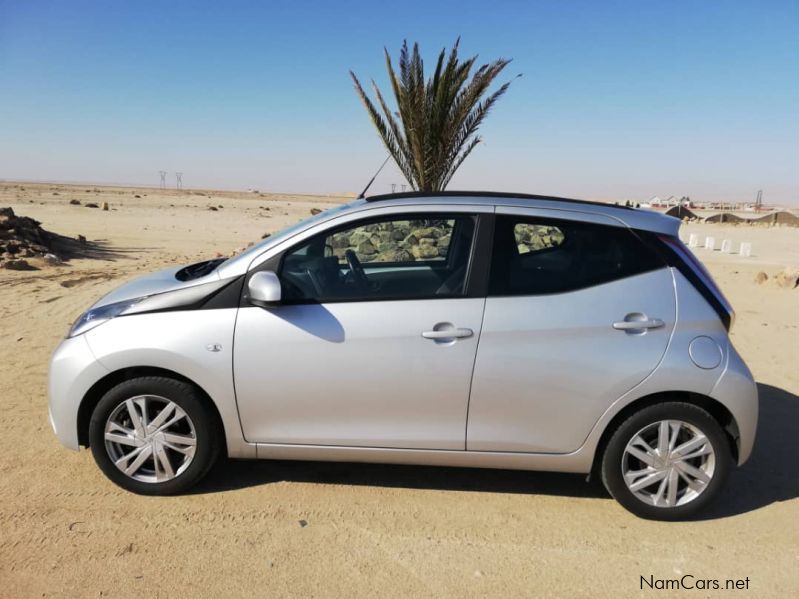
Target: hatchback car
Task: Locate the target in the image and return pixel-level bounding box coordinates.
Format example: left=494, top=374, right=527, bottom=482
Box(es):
left=49, top=191, right=757, bottom=519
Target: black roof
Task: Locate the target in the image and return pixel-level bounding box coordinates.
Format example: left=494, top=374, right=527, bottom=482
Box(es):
left=363, top=190, right=633, bottom=210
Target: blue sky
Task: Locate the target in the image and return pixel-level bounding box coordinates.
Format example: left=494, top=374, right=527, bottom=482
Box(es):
left=1, top=0, right=797, bottom=203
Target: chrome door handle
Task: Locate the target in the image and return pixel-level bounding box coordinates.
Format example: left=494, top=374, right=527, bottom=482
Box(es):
left=422, top=328, right=474, bottom=340
left=612, top=318, right=664, bottom=330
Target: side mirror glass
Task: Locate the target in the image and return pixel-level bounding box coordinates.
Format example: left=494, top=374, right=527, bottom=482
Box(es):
left=248, top=271, right=281, bottom=306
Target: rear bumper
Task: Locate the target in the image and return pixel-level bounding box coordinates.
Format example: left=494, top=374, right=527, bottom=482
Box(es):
left=48, top=335, right=109, bottom=450
left=711, top=342, right=758, bottom=465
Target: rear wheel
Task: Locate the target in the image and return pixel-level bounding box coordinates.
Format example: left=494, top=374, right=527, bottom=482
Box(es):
left=601, top=402, right=731, bottom=520
left=89, top=376, right=221, bottom=495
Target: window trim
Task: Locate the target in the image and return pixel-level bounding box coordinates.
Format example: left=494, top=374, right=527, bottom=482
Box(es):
left=487, top=214, right=668, bottom=298
left=248, top=212, right=486, bottom=305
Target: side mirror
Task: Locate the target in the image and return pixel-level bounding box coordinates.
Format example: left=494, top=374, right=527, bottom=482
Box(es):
left=248, top=271, right=281, bottom=306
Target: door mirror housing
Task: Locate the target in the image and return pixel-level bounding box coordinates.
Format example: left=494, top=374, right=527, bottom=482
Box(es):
left=248, top=271, right=282, bottom=306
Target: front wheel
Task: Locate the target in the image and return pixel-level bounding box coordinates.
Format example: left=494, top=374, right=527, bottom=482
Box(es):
left=601, top=402, right=732, bottom=520
left=89, top=376, right=221, bottom=495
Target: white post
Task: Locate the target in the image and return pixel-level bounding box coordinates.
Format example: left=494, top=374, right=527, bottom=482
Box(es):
left=721, top=239, right=732, bottom=253
left=705, top=236, right=716, bottom=250
left=740, top=242, right=752, bottom=257
left=688, top=233, right=699, bottom=248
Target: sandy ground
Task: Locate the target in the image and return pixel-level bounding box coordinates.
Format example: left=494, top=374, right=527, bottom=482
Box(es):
left=1, top=182, right=798, bottom=598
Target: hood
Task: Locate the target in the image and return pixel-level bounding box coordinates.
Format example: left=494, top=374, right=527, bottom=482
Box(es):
left=90, top=260, right=222, bottom=309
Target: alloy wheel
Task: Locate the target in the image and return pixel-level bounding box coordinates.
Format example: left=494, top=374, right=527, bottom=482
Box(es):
left=104, top=395, right=197, bottom=483
left=621, top=419, right=716, bottom=508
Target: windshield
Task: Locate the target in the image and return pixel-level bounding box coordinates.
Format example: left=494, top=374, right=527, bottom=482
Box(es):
left=221, top=200, right=362, bottom=269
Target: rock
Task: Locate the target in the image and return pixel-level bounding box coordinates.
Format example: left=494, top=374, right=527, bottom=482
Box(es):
left=84, top=202, right=99, bottom=208
left=310, top=208, right=322, bottom=215
left=43, top=253, right=63, bottom=265
left=404, top=233, right=419, bottom=246
left=329, top=234, right=350, bottom=249
left=774, top=268, right=799, bottom=289
left=101, top=202, right=109, bottom=211
left=411, top=227, right=443, bottom=239
left=78, top=234, right=87, bottom=244
left=208, top=206, right=218, bottom=211
left=261, top=232, right=271, bottom=239
left=754, top=271, right=768, bottom=284
left=134, top=194, right=141, bottom=198
left=2, top=258, right=35, bottom=270
left=0, top=207, right=66, bottom=263
left=348, top=231, right=371, bottom=246
left=69, top=199, right=81, bottom=205
left=375, top=248, right=414, bottom=262
left=412, top=245, right=439, bottom=260
left=356, top=240, right=377, bottom=255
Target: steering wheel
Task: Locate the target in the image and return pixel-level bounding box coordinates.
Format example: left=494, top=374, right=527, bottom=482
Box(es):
left=344, top=249, right=371, bottom=292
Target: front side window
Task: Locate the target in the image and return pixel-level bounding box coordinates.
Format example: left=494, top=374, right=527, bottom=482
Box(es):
left=280, top=214, right=476, bottom=302
left=490, top=215, right=665, bottom=296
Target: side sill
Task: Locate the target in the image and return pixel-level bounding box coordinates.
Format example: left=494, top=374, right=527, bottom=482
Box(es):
left=255, top=443, right=593, bottom=474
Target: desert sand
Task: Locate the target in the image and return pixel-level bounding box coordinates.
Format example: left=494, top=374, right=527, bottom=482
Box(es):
left=1, top=182, right=798, bottom=598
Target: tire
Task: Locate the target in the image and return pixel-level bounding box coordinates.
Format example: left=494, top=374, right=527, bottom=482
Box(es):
left=601, top=402, right=732, bottom=520
left=89, top=376, right=221, bottom=495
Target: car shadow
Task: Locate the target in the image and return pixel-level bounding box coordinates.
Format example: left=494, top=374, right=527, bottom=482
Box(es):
left=701, top=382, right=799, bottom=519
left=194, top=383, right=799, bottom=518
left=196, top=457, right=607, bottom=499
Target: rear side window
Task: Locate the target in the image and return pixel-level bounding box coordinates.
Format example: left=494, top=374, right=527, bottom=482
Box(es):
left=489, top=215, right=665, bottom=296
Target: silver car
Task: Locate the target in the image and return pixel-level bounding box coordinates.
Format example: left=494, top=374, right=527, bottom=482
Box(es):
left=48, top=192, right=757, bottom=519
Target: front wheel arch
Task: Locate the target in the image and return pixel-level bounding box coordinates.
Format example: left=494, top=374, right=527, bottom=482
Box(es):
left=77, top=366, right=226, bottom=456
left=590, top=391, right=740, bottom=479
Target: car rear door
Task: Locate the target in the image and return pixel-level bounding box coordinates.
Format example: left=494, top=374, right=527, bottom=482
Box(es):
left=466, top=207, right=676, bottom=453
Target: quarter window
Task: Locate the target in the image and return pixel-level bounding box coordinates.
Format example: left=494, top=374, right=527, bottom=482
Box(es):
left=490, top=215, right=665, bottom=296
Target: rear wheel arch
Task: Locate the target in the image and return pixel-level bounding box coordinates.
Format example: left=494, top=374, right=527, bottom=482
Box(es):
left=591, top=391, right=740, bottom=476
left=77, top=366, right=226, bottom=454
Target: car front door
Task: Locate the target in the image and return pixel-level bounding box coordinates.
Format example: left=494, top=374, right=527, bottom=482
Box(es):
left=466, top=207, right=676, bottom=453
left=233, top=208, right=487, bottom=450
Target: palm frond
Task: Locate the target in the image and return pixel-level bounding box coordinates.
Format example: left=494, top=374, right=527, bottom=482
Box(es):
left=351, top=39, right=514, bottom=191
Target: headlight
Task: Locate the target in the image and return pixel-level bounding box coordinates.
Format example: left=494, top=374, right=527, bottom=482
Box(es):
left=68, top=298, right=143, bottom=338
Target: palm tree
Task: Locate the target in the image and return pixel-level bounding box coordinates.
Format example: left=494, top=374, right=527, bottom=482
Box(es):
left=350, top=39, right=514, bottom=192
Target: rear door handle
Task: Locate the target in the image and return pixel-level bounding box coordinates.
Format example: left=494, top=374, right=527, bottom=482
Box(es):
left=612, top=318, right=664, bottom=330
left=422, top=328, right=474, bottom=340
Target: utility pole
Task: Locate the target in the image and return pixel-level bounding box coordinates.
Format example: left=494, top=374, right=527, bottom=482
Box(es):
left=159, top=171, right=167, bottom=189
left=175, top=172, right=183, bottom=190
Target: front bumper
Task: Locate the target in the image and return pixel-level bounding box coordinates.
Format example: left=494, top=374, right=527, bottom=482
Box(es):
left=48, top=334, right=109, bottom=450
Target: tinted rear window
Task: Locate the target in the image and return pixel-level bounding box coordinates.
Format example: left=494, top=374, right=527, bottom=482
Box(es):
left=489, top=215, right=666, bottom=296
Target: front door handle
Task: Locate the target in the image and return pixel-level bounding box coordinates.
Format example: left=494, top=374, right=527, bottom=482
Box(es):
left=422, top=328, right=474, bottom=340
left=612, top=318, right=664, bottom=331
